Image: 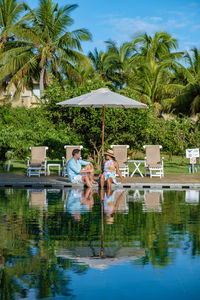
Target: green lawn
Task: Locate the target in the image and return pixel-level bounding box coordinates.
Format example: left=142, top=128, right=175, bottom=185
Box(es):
left=0, top=155, right=198, bottom=175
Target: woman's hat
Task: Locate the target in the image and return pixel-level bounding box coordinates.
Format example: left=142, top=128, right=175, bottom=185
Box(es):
left=105, top=149, right=115, bottom=158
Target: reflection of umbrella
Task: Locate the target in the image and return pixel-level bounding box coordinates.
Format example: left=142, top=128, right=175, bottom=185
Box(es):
left=57, top=189, right=145, bottom=270
left=57, top=88, right=147, bottom=170
left=57, top=247, right=145, bottom=270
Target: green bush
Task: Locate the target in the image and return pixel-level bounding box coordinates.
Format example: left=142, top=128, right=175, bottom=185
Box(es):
left=0, top=105, right=82, bottom=161
left=1, top=82, right=200, bottom=164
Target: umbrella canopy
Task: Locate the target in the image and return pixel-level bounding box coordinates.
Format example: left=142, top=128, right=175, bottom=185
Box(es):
left=57, top=88, right=147, bottom=170
left=57, top=88, right=147, bottom=108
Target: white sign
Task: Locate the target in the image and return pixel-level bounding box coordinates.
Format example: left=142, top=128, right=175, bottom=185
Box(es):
left=190, top=157, right=196, bottom=164
left=186, top=148, right=199, bottom=158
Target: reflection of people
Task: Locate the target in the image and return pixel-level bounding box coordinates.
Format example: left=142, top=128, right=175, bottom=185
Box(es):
left=100, top=189, right=127, bottom=224
left=66, top=149, right=96, bottom=188
left=100, top=149, right=124, bottom=192
left=65, top=188, right=95, bottom=221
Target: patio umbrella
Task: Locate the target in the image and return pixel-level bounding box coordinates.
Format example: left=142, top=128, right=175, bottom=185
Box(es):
left=57, top=88, right=147, bottom=170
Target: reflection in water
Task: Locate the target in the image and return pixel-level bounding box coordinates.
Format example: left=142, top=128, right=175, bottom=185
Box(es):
left=0, top=188, right=200, bottom=299
left=185, top=190, right=199, bottom=204
left=143, top=190, right=163, bottom=212
left=57, top=247, right=145, bottom=270
left=64, top=188, right=95, bottom=221
left=58, top=188, right=145, bottom=270
left=29, top=189, right=47, bottom=210
left=102, top=189, right=128, bottom=224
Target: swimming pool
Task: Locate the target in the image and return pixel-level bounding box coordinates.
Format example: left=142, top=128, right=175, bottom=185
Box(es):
left=0, top=188, right=199, bottom=299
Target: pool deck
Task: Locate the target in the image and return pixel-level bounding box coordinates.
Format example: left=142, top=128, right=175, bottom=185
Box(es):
left=1, top=173, right=200, bottom=190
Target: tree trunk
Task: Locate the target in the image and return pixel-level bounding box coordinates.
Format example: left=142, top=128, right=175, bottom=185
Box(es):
left=40, top=67, right=45, bottom=102
left=7, top=159, right=11, bottom=172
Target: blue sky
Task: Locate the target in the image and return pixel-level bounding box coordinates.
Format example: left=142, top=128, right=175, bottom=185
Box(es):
left=26, top=0, right=200, bottom=55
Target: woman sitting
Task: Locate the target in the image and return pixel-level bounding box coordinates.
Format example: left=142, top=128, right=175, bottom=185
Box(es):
left=100, top=149, right=124, bottom=192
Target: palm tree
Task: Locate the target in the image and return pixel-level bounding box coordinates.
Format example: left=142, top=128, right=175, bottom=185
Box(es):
left=133, top=31, right=182, bottom=63
left=0, top=0, right=25, bottom=94
left=88, top=47, right=108, bottom=80
left=104, top=40, right=134, bottom=89
left=0, top=0, right=92, bottom=97
left=0, top=0, right=24, bottom=47
left=171, top=48, right=200, bottom=115
left=126, top=32, right=184, bottom=110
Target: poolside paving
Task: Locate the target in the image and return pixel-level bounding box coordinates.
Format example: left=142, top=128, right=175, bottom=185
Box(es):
left=1, top=172, right=200, bottom=189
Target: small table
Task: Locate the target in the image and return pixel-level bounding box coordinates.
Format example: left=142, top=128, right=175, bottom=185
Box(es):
left=27, top=167, right=41, bottom=177
left=47, top=163, right=61, bottom=176
left=128, top=160, right=145, bottom=177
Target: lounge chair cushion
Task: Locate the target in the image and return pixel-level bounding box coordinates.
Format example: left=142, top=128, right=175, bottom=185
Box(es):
left=29, top=163, right=42, bottom=167
left=147, top=163, right=162, bottom=168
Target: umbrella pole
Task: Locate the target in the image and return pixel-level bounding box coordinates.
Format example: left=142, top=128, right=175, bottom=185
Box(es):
left=101, top=105, right=105, bottom=172
left=100, top=197, right=104, bottom=258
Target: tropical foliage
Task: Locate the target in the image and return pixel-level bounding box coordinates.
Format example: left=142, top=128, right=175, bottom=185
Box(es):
left=0, top=0, right=91, bottom=96
left=0, top=0, right=200, bottom=162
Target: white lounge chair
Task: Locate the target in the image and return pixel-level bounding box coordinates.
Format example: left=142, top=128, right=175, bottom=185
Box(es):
left=27, top=146, right=48, bottom=177
left=62, top=145, right=83, bottom=177
left=111, top=145, right=129, bottom=177
left=143, top=145, right=164, bottom=178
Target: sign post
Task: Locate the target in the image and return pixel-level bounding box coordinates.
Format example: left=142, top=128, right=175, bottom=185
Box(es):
left=186, top=149, right=199, bottom=174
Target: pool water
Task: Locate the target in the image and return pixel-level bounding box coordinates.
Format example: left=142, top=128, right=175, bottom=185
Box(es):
left=0, top=188, right=200, bottom=299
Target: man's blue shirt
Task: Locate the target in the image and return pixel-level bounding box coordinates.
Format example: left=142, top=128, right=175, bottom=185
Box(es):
left=67, top=157, right=90, bottom=182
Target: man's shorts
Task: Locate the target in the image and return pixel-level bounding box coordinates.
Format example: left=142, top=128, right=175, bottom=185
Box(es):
left=71, top=174, right=86, bottom=184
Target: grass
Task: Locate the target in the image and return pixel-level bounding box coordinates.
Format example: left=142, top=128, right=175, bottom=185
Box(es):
left=0, top=155, right=198, bottom=175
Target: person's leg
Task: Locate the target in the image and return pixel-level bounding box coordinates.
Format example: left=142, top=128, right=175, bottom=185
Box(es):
left=87, top=164, right=97, bottom=183
left=100, top=173, right=105, bottom=189
left=82, top=175, right=92, bottom=188
left=107, top=177, right=113, bottom=194
left=84, top=187, right=92, bottom=199
left=100, top=188, right=105, bottom=201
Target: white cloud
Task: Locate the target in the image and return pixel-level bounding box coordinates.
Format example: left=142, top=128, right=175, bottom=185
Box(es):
left=191, top=24, right=200, bottom=30
left=102, top=16, right=164, bottom=42
left=94, top=3, right=200, bottom=51
left=150, top=17, right=163, bottom=22
left=100, top=15, right=189, bottom=43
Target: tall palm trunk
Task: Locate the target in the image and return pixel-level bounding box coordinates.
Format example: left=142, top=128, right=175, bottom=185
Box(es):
left=40, top=67, right=45, bottom=101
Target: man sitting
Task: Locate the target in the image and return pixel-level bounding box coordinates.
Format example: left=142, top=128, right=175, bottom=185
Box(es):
left=66, top=149, right=96, bottom=188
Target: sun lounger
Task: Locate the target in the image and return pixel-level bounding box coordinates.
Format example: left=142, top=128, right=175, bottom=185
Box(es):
left=143, top=145, right=164, bottom=178
left=27, top=146, right=48, bottom=177
left=111, top=145, right=129, bottom=177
